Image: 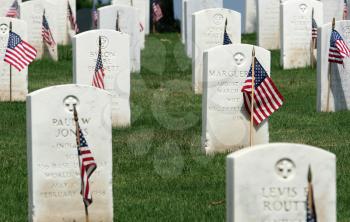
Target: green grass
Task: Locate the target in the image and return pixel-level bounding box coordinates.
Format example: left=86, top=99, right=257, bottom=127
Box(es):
left=0, top=33, right=349, bottom=221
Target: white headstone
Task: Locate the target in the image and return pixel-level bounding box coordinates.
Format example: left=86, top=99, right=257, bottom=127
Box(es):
left=192, top=8, right=241, bottom=94
left=27, top=84, right=113, bottom=222
left=46, top=0, right=77, bottom=45
left=20, top=0, right=59, bottom=60
left=73, top=30, right=131, bottom=127
left=280, top=0, right=323, bottom=69
left=98, top=5, right=141, bottom=73
left=317, top=20, right=350, bottom=112
left=202, top=44, right=269, bottom=154
left=185, top=0, right=223, bottom=58
left=227, top=143, right=336, bottom=222
left=320, top=0, right=343, bottom=23
left=224, top=0, right=257, bottom=34
left=0, top=0, right=22, bottom=17
left=111, top=0, right=146, bottom=48
left=0, top=17, right=28, bottom=101
left=257, top=0, right=285, bottom=50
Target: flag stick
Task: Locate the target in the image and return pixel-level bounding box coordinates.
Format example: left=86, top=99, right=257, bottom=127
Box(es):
left=311, top=8, right=315, bottom=69
left=73, top=105, right=90, bottom=222
left=250, top=47, right=256, bottom=147
left=116, top=11, right=120, bottom=32
left=326, top=18, right=335, bottom=112
left=9, top=21, right=12, bottom=102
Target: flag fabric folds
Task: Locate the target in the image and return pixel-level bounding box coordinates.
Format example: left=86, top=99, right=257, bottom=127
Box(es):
left=91, top=0, right=98, bottom=29
left=223, top=20, right=232, bottom=45
left=4, top=31, right=37, bottom=71
left=152, top=0, right=163, bottom=23
left=6, top=0, right=19, bottom=18
left=76, top=119, right=97, bottom=207
left=344, top=0, right=348, bottom=20
left=92, top=46, right=105, bottom=89
left=312, top=17, right=317, bottom=42
left=306, top=166, right=317, bottom=222
left=42, top=14, right=56, bottom=47
left=241, top=58, right=284, bottom=125
left=328, top=29, right=350, bottom=64
left=68, top=2, right=79, bottom=33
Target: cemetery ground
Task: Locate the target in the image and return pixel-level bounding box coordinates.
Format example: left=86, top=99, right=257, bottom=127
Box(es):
left=0, top=33, right=349, bottom=221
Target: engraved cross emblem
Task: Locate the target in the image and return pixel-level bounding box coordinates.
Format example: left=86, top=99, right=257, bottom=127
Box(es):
left=233, top=53, right=245, bottom=66
left=63, top=96, right=79, bottom=112
left=0, top=24, right=8, bottom=35
left=275, top=159, right=295, bottom=180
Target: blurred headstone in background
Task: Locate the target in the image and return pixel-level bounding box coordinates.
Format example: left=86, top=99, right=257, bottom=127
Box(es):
left=77, top=8, right=92, bottom=33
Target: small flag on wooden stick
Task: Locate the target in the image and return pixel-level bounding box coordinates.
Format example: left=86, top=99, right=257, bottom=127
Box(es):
left=306, top=166, right=317, bottom=222
left=6, top=0, right=19, bottom=18
left=92, top=36, right=105, bottom=89
left=68, top=2, right=79, bottom=33
left=223, top=18, right=232, bottom=45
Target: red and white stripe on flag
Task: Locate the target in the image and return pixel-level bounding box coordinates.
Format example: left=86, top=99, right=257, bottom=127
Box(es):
left=242, top=77, right=284, bottom=125
left=4, top=32, right=37, bottom=71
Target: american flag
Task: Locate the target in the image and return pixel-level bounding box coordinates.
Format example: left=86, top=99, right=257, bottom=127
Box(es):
left=6, top=0, right=19, bottom=18
left=241, top=58, right=284, bottom=125
left=68, top=2, right=79, bottom=33
left=328, top=29, right=350, bottom=64
left=75, top=116, right=97, bottom=207
left=4, top=31, right=37, bottom=71
left=152, top=0, right=163, bottom=23
left=92, top=45, right=105, bottom=89
left=42, top=14, right=56, bottom=47
left=312, top=17, right=317, bottom=41
left=306, top=166, right=317, bottom=222
left=223, top=19, right=232, bottom=45
left=91, top=0, right=98, bottom=29
left=344, top=0, right=348, bottom=20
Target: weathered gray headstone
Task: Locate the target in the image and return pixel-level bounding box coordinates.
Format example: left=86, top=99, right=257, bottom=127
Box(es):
left=224, top=0, right=257, bottom=34
left=202, top=44, right=269, bottom=154
left=73, top=29, right=131, bottom=127
left=317, top=20, right=350, bottom=112
left=280, top=0, right=323, bottom=69
left=185, top=0, right=223, bottom=58
left=98, top=4, right=141, bottom=73
left=227, top=143, right=336, bottom=222
left=192, top=8, right=241, bottom=94
left=27, top=84, right=113, bottom=222
left=0, top=17, right=28, bottom=101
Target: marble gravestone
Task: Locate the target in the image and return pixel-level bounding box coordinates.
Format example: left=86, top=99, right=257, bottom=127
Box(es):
left=0, top=18, right=28, bottom=101
left=227, top=143, right=336, bottom=222
left=320, top=0, right=343, bottom=24
left=192, top=8, right=241, bottom=94
left=112, top=0, right=150, bottom=35
left=185, top=0, right=223, bottom=58
left=73, top=30, right=131, bottom=127
left=27, top=84, right=113, bottom=222
left=98, top=5, right=141, bottom=73
left=111, top=0, right=148, bottom=44
left=280, top=0, right=323, bottom=69
left=202, top=44, right=269, bottom=154
left=224, top=0, right=257, bottom=34
left=257, top=0, right=286, bottom=50
left=0, top=0, right=22, bottom=17
left=47, top=0, right=77, bottom=45
left=317, top=20, right=350, bottom=112
left=20, top=0, right=59, bottom=60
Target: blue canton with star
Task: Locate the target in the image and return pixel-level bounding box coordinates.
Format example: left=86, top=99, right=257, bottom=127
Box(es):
left=247, top=59, right=268, bottom=89
left=95, top=53, right=103, bottom=72
left=7, top=31, right=22, bottom=49
left=330, top=30, right=344, bottom=47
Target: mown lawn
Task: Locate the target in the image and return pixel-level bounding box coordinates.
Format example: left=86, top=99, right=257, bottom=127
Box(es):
left=0, top=33, right=349, bottom=221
